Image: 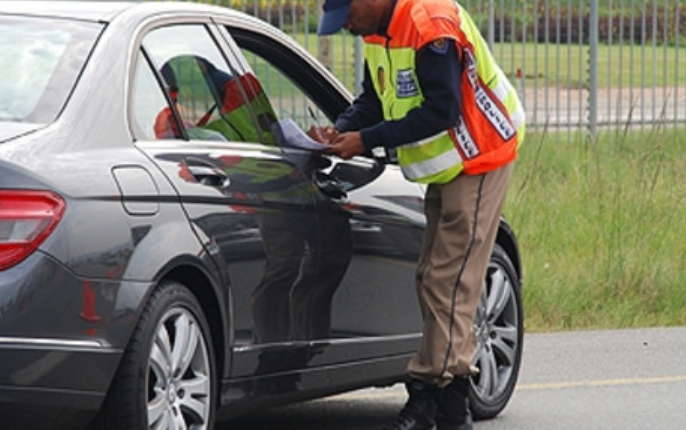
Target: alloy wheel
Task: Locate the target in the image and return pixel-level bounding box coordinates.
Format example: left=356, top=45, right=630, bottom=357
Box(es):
left=470, top=245, right=522, bottom=418
left=147, top=308, right=212, bottom=430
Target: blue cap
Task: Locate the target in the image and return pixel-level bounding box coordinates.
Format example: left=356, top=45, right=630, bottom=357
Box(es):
left=317, top=0, right=353, bottom=35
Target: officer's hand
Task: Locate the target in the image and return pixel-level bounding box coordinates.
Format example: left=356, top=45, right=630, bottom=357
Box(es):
left=307, top=125, right=339, bottom=143
left=326, top=131, right=364, bottom=160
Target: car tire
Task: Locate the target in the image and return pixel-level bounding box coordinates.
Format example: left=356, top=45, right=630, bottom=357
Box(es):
left=469, top=243, right=523, bottom=420
left=94, top=280, right=216, bottom=430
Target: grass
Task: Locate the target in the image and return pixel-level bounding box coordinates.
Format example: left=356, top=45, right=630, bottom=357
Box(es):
left=491, top=42, right=686, bottom=88
left=505, top=125, right=686, bottom=332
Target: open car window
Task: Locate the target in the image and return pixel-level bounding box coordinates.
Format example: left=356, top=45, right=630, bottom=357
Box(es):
left=221, top=26, right=384, bottom=190
left=225, top=27, right=350, bottom=124
left=238, top=48, right=327, bottom=135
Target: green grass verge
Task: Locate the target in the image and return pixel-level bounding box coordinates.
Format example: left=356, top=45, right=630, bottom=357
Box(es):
left=505, top=125, right=686, bottom=332
left=290, top=34, right=686, bottom=91
left=491, top=42, right=686, bottom=88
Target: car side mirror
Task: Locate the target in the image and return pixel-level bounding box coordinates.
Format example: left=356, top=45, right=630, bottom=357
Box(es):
left=326, top=157, right=384, bottom=192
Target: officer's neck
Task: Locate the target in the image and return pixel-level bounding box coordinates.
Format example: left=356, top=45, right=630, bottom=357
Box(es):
left=375, top=0, right=397, bottom=37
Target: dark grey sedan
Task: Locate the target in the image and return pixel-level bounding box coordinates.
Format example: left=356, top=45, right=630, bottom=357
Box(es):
left=0, top=2, right=523, bottom=429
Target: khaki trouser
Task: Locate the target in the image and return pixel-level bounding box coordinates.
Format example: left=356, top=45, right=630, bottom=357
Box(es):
left=407, top=162, right=514, bottom=387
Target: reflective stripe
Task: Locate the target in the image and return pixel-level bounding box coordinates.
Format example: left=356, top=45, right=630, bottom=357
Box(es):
left=510, top=107, right=526, bottom=130
left=490, top=75, right=525, bottom=131
left=398, top=130, right=450, bottom=149
left=401, top=146, right=463, bottom=181
left=494, top=78, right=525, bottom=122
left=453, top=118, right=480, bottom=159
left=474, top=85, right=517, bottom=140
left=491, top=75, right=512, bottom=100
left=398, top=133, right=460, bottom=168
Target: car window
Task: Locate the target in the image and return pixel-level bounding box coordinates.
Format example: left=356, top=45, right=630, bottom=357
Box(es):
left=0, top=16, right=102, bottom=125
left=238, top=48, right=327, bottom=137
left=222, top=27, right=354, bottom=151
left=132, top=24, right=272, bottom=143
left=131, top=51, right=177, bottom=141
left=225, top=27, right=351, bottom=125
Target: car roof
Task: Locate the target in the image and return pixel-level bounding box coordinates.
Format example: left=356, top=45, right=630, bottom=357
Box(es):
left=0, top=1, right=244, bottom=23
left=0, top=1, right=133, bottom=21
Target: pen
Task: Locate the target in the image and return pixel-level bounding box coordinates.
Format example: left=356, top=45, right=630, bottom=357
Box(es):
left=307, top=106, right=325, bottom=142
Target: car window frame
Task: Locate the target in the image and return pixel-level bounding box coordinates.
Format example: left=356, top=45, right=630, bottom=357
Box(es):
left=212, top=20, right=351, bottom=125
left=127, top=18, right=275, bottom=146
left=138, top=22, right=265, bottom=144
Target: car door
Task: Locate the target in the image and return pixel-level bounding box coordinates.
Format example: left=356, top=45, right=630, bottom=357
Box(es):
left=130, top=22, right=326, bottom=382
left=218, top=22, right=426, bottom=367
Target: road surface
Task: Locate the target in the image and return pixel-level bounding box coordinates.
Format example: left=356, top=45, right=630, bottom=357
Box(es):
left=221, top=326, right=686, bottom=430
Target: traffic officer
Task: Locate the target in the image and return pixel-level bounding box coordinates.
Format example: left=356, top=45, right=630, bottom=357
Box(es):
left=315, top=1, right=525, bottom=429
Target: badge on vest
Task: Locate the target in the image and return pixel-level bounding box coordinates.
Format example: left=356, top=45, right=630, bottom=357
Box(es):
left=429, top=38, right=449, bottom=55
left=396, top=69, right=419, bottom=98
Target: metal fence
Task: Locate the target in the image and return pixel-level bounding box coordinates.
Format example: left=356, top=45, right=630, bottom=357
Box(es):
left=154, top=0, right=686, bottom=138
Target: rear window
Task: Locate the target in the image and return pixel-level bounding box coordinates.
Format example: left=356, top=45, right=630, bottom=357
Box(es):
left=0, top=16, right=102, bottom=124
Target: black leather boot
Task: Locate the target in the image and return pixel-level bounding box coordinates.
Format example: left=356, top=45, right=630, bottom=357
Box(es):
left=436, top=377, right=473, bottom=430
left=383, top=379, right=440, bottom=430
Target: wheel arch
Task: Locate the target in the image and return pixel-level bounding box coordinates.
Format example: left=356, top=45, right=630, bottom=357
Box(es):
left=496, top=217, right=522, bottom=283
left=161, top=263, right=231, bottom=380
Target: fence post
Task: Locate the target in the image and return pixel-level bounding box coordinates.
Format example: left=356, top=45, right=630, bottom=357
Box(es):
left=354, top=37, right=364, bottom=96
left=487, top=0, right=495, bottom=49
left=588, top=0, right=599, bottom=141
left=318, top=36, right=332, bottom=70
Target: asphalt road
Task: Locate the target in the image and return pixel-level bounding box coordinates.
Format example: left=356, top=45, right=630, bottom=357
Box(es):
left=521, top=85, right=686, bottom=129
left=220, top=326, right=686, bottom=430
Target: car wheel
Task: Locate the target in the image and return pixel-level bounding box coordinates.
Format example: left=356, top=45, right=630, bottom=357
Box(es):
left=469, top=243, right=523, bottom=420
left=95, top=280, right=216, bottom=430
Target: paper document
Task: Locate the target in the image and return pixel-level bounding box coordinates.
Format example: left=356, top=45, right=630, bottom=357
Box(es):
left=271, top=118, right=327, bottom=151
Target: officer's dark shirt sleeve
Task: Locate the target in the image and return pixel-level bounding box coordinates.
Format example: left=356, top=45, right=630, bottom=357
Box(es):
left=334, top=62, right=383, bottom=133
left=337, top=40, right=463, bottom=151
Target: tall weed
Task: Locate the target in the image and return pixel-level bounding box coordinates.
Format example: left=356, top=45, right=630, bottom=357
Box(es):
left=506, top=126, right=686, bottom=331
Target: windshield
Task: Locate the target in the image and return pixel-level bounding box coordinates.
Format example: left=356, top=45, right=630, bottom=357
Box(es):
left=0, top=16, right=102, bottom=124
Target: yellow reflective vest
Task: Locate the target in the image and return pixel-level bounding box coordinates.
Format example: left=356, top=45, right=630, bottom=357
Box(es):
left=363, top=0, right=525, bottom=183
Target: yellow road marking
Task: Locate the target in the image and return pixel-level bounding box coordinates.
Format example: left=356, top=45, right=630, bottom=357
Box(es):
left=324, top=375, right=686, bottom=402
left=516, top=375, right=686, bottom=391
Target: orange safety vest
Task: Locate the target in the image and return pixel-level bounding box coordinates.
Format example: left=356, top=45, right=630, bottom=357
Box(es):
left=364, top=0, right=524, bottom=181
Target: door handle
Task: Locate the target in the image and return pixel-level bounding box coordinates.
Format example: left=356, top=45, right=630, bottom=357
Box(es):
left=185, top=159, right=230, bottom=188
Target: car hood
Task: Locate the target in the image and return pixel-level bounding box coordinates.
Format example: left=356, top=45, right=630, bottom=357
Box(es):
left=0, top=122, right=42, bottom=143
